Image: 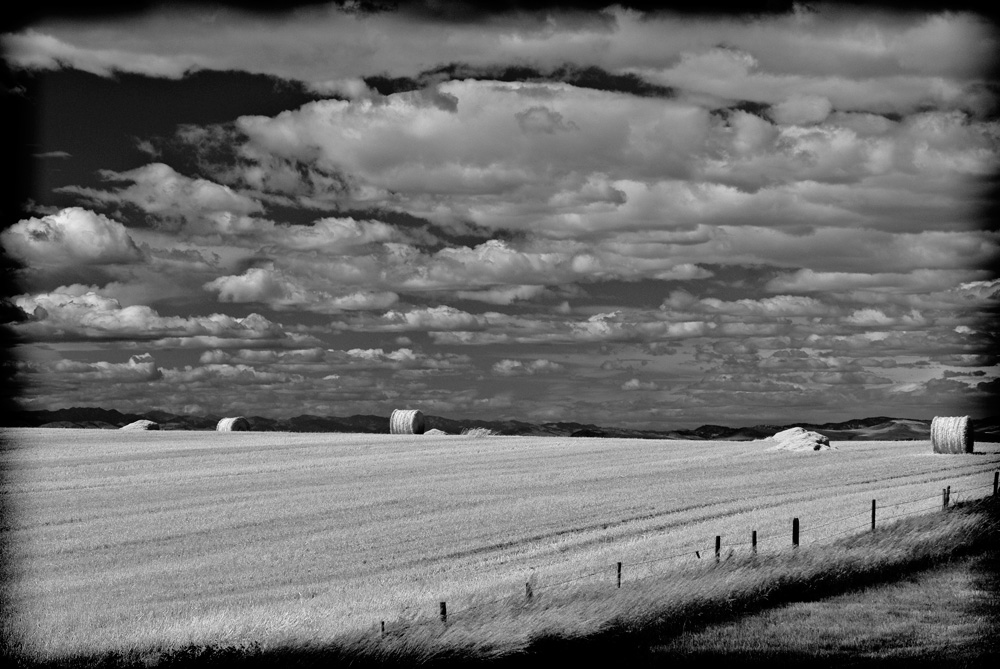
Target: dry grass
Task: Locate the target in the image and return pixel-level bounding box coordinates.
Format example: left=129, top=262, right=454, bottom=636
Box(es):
left=2, top=429, right=998, bottom=666
left=459, top=427, right=500, bottom=437
left=651, top=541, right=1000, bottom=665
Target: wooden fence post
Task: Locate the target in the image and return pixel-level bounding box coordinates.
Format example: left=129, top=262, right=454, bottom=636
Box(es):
left=525, top=581, right=533, bottom=601
left=715, top=536, right=721, bottom=563
left=871, top=499, right=876, bottom=532
left=380, top=620, right=385, bottom=637
left=617, top=561, right=622, bottom=588
left=439, top=601, right=447, bottom=624
left=752, top=530, right=757, bottom=555
left=792, top=518, right=799, bottom=548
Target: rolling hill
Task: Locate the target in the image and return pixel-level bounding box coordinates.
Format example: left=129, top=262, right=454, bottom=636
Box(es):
left=4, top=408, right=999, bottom=441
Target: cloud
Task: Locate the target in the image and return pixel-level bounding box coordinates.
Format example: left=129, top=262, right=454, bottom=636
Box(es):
left=163, top=364, right=303, bottom=385
left=1, top=207, right=145, bottom=268
left=454, top=285, right=548, bottom=305
left=23, top=353, right=163, bottom=383
left=185, top=78, right=998, bottom=242
left=203, top=265, right=399, bottom=313
left=1, top=29, right=202, bottom=78
left=764, top=268, right=984, bottom=294
left=5, top=7, right=994, bottom=92
left=59, top=163, right=265, bottom=235
left=844, top=308, right=926, bottom=327
left=11, top=290, right=306, bottom=346
left=621, top=378, right=658, bottom=391
left=768, top=94, right=832, bottom=125
left=492, top=358, right=564, bottom=376
left=665, top=294, right=835, bottom=319
left=515, top=106, right=579, bottom=134
left=34, top=150, right=71, bottom=159
left=372, top=305, right=484, bottom=331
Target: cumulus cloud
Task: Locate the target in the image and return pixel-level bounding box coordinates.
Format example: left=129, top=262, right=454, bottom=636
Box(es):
left=2, top=29, right=202, bottom=78
left=59, top=163, right=265, bottom=235
left=1, top=207, right=145, bottom=268
left=768, top=94, right=833, bottom=125
left=24, top=353, right=164, bottom=383
left=203, top=265, right=399, bottom=313
left=7, top=4, right=997, bottom=426
left=665, top=294, right=835, bottom=319
left=492, top=358, right=564, bottom=376
left=622, top=378, right=658, bottom=391
left=11, top=290, right=303, bottom=346
left=454, top=285, right=548, bottom=305
left=515, top=106, right=579, bottom=134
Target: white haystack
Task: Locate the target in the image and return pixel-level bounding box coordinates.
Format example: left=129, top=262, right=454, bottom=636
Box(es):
left=931, top=416, right=973, bottom=454
left=120, top=419, right=159, bottom=431
left=390, top=409, right=425, bottom=435
left=216, top=416, right=250, bottom=431
left=425, top=428, right=449, bottom=435
left=769, top=427, right=831, bottom=451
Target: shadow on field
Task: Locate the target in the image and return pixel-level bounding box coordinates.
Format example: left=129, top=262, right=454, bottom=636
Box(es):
left=8, top=501, right=1000, bottom=669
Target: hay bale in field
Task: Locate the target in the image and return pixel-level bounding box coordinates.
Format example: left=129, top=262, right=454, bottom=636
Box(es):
left=769, top=427, right=831, bottom=451
left=390, top=409, right=425, bottom=435
left=216, top=416, right=250, bottom=432
left=120, top=419, right=159, bottom=431
left=931, top=416, right=973, bottom=454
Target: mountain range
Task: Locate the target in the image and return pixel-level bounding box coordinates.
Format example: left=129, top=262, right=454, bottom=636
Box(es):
left=4, top=407, right=1000, bottom=441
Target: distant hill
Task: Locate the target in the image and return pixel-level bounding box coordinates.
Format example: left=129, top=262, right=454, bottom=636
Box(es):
left=5, top=408, right=999, bottom=442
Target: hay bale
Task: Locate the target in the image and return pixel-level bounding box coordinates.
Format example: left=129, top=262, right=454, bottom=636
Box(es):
left=120, top=419, right=159, bottom=431
left=390, top=409, right=425, bottom=435
left=216, top=416, right=251, bottom=432
left=769, top=427, right=831, bottom=451
left=931, top=416, right=973, bottom=454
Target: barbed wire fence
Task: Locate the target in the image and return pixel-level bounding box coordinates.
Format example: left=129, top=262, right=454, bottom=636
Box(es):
left=376, top=470, right=999, bottom=634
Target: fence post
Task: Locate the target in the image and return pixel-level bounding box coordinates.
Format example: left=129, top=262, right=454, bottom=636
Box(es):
left=871, top=499, right=876, bottom=532
left=715, top=536, right=721, bottom=563
left=617, top=562, right=622, bottom=588
left=792, top=518, right=799, bottom=548
left=439, top=601, right=447, bottom=624
left=380, top=620, right=385, bottom=637
left=943, top=487, right=950, bottom=510
left=752, top=530, right=757, bottom=555
left=525, top=581, right=533, bottom=601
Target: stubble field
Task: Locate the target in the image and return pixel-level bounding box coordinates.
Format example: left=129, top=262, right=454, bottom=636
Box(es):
left=2, top=428, right=998, bottom=662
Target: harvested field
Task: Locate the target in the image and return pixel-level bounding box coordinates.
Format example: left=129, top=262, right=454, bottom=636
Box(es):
left=2, top=428, right=998, bottom=661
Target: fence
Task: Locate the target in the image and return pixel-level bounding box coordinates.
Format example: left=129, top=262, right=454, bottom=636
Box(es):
left=380, top=470, right=999, bottom=630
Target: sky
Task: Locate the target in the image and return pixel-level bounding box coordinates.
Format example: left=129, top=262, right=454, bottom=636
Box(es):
left=2, top=1, right=998, bottom=429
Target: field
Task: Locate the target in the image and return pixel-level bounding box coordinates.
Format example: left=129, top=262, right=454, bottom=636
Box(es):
left=2, top=428, right=999, bottom=664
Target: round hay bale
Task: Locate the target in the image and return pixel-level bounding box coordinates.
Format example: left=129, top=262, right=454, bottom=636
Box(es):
left=931, top=416, right=973, bottom=454
left=390, top=409, right=425, bottom=435
left=216, top=416, right=250, bottom=432
left=120, top=419, right=159, bottom=431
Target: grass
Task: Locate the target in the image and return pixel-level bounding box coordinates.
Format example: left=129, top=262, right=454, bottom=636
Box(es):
left=459, top=428, right=500, bottom=437
left=2, top=429, right=999, bottom=666
left=8, top=498, right=996, bottom=668
left=651, top=544, right=1000, bottom=666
